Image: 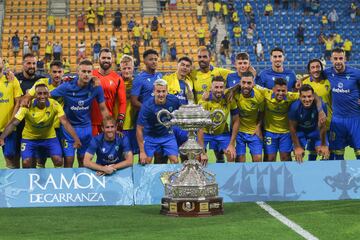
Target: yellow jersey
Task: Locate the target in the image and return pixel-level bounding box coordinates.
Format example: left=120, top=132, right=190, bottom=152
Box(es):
left=133, top=26, right=141, bottom=37
left=97, top=6, right=105, bottom=16
left=257, top=87, right=299, bottom=133
left=303, top=76, right=332, bottom=129
left=190, top=66, right=233, bottom=103
left=15, top=98, right=64, bottom=140
left=265, top=4, right=273, bottom=12
left=123, top=78, right=136, bottom=130
left=214, top=2, right=221, bottom=12
left=234, top=88, right=265, bottom=134
left=0, top=76, right=23, bottom=131
left=199, top=95, right=238, bottom=135
left=163, top=72, right=193, bottom=96
left=28, top=78, right=63, bottom=129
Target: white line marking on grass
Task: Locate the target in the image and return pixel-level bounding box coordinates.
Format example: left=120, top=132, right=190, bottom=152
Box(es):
left=256, top=201, right=318, bottom=240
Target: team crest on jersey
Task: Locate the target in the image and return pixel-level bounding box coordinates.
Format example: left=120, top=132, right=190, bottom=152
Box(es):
left=338, top=82, right=343, bottom=88
left=202, top=84, right=207, bottom=90
left=346, top=75, right=350, bottom=80
left=102, top=147, right=106, bottom=153
left=286, top=76, right=290, bottom=82
left=147, top=78, right=151, bottom=82
left=115, top=146, right=119, bottom=151
left=108, top=154, right=115, bottom=160
left=46, top=111, right=50, bottom=117
left=272, top=77, right=275, bottom=81
left=325, top=85, right=329, bottom=91
left=72, top=92, right=75, bottom=96
left=168, top=106, right=173, bottom=112
left=78, top=100, right=84, bottom=106
left=0, top=92, right=3, bottom=98
left=4, top=81, right=9, bottom=87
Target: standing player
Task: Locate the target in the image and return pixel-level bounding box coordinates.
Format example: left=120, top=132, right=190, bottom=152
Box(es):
left=131, top=49, right=162, bottom=111
left=136, top=79, right=180, bottom=165
left=198, top=76, right=239, bottom=163
left=288, top=84, right=329, bottom=162
left=191, top=47, right=233, bottom=103
left=0, top=58, right=23, bottom=168
left=119, top=55, right=139, bottom=155
left=256, top=47, right=297, bottom=91
left=0, top=84, right=80, bottom=168
left=226, top=52, right=255, bottom=88
left=84, top=116, right=133, bottom=175
left=15, top=53, right=45, bottom=163
left=232, top=71, right=264, bottom=162
left=302, top=59, right=332, bottom=130
left=50, top=59, right=109, bottom=167
left=163, top=56, right=193, bottom=158
left=324, top=48, right=360, bottom=160
left=91, top=48, right=126, bottom=135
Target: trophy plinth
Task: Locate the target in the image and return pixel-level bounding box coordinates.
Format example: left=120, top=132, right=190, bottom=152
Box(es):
left=157, top=103, right=225, bottom=217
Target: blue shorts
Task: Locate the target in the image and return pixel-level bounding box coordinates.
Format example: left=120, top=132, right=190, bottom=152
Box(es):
left=297, top=130, right=325, bottom=151
left=0, top=131, right=17, bottom=158
left=36, top=128, right=64, bottom=158
left=62, top=125, right=92, bottom=158
left=236, top=132, right=263, bottom=156
left=204, top=133, right=230, bottom=152
left=123, top=129, right=139, bottom=154
left=329, top=116, right=360, bottom=150
left=173, top=126, right=188, bottom=147
left=263, top=131, right=292, bottom=154
left=21, top=138, right=62, bottom=160
left=32, top=45, right=39, bottom=51
left=144, top=134, right=178, bottom=158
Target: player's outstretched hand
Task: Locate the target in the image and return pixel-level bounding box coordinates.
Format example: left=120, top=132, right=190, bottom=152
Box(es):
left=294, top=147, right=304, bottom=163
left=0, top=138, right=4, bottom=146
left=139, top=151, right=148, bottom=165
left=73, top=139, right=82, bottom=149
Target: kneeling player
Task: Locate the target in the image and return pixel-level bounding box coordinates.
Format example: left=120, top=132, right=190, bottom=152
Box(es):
left=84, top=116, right=133, bottom=175
left=0, top=84, right=80, bottom=168
left=288, top=84, right=330, bottom=162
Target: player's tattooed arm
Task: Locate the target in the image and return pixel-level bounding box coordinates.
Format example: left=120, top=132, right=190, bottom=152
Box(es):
left=313, top=94, right=326, bottom=126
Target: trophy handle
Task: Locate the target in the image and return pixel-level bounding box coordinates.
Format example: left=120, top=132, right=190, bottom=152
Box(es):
left=157, top=109, right=174, bottom=128
left=209, top=109, right=225, bottom=133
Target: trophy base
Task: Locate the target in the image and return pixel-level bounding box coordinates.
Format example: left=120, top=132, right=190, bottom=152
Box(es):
left=160, top=197, right=223, bottom=217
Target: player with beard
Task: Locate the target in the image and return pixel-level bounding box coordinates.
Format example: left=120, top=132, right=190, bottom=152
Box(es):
left=50, top=60, right=109, bottom=167
left=15, top=53, right=45, bottom=163
left=21, top=60, right=66, bottom=167
left=0, top=57, right=23, bottom=168
left=191, top=47, right=233, bottom=103
left=231, top=71, right=265, bottom=162
left=91, top=48, right=126, bottom=135
left=119, top=55, right=139, bottom=155
left=323, top=48, right=360, bottom=160
left=288, top=84, right=329, bottom=162
left=198, top=76, right=239, bottom=163
left=136, top=79, right=180, bottom=164
left=256, top=47, right=297, bottom=91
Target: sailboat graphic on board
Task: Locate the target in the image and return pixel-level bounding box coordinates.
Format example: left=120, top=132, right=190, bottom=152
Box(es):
left=221, top=163, right=302, bottom=202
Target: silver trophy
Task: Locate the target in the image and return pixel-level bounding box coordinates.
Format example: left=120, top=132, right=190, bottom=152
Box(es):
left=157, top=92, right=225, bottom=217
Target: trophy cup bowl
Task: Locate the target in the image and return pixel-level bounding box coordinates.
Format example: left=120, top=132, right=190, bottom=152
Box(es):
left=157, top=102, right=225, bottom=217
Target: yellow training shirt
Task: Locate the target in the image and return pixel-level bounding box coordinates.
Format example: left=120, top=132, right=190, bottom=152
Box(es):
left=163, top=72, right=193, bottom=96
left=343, top=40, right=352, bottom=51
left=190, top=66, right=233, bottom=103
left=15, top=98, right=64, bottom=140
left=199, top=95, right=238, bottom=135
left=0, top=76, right=23, bottom=131
left=234, top=88, right=265, bottom=134
left=257, top=87, right=299, bottom=133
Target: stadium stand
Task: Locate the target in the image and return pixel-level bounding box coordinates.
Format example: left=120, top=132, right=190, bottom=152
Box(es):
left=1, top=0, right=210, bottom=72
left=226, top=0, right=360, bottom=72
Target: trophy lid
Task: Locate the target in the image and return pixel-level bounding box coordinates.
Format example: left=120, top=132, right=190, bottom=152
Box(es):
left=172, top=103, right=211, bottom=119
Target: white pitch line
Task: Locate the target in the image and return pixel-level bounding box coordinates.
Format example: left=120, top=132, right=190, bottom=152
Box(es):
left=256, top=201, right=319, bottom=240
